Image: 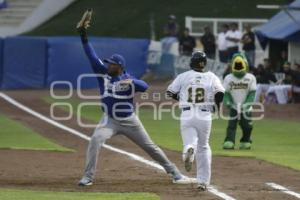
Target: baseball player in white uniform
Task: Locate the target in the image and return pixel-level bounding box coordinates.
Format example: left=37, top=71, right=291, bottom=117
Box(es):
left=167, top=51, right=225, bottom=191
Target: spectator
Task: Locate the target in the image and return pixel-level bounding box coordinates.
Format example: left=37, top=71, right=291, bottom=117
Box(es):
left=255, top=63, right=277, bottom=84
left=263, top=58, right=272, bottom=69
left=241, top=24, right=255, bottom=70
left=161, top=15, right=179, bottom=53
left=276, top=50, right=288, bottom=72
left=201, top=26, right=216, bottom=59
left=282, top=62, right=292, bottom=84
left=291, top=63, right=300, bottom=103
left=179, top=28, right=196, bottom=56
left=295, top=63, right=300, bottom=71
left=163, top=14, right=179, bottom=37
left=0, top=0, right=7, bottom=9
left=217, top=24, right=229, bottom=63
left=226, top=23, right=242, bottom=61
left=265, top=62, right=300, bottom=104
left=282, top=62, right=300, bottom=85
left=254, top=63, right=277, bottom=102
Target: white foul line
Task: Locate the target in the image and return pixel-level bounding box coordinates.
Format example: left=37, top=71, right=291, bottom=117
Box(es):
left=0, top=92, right=164, bottom=171
left=208, top=186, right=236, bottom=200
left=0, top=92, right=236, bottom=200
left=266, top=182, right=300, bottom=199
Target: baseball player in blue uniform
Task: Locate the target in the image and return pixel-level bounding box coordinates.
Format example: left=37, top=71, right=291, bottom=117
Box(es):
left=77, top=9, right=193, bottom=186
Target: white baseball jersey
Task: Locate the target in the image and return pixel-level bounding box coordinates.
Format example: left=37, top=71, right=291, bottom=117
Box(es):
left=223, top=73, right=257, bottom=109
left=167, top=70, right=225, bottom=110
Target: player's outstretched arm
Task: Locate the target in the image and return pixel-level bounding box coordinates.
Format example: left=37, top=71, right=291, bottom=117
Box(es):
left=77, top=9, right=107, bottom=74
left=132, top=79, right=149, bottom=92
left=119, top=78, right=149, bottom=92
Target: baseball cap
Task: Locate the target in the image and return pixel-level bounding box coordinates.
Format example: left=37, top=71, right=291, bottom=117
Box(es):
left=104, top=54, right=126, bottom=67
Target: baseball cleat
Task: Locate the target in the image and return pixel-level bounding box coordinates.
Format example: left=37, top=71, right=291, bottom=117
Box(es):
left=172, top=175, right=197, bottom=184
left=239, top=142, right=251, bottom=150
left=197, top=183, right=208, bottom=191
left=184, top=147, right=195, bottom=172
left=223, top=141, right=235, bottom=149
left=78, top=177, right=93, bottom=186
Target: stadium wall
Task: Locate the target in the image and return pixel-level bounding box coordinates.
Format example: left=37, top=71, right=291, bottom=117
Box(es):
left=0, top=37, right=150, bottom=89
left=0, top=38, right=3, bottom=87
left=1, top=37, right=47, bottom=89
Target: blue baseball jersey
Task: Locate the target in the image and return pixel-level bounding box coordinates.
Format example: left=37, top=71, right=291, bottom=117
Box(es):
left=83, top=42, right=148, bottom=118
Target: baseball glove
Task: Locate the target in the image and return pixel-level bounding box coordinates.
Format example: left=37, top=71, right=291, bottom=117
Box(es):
left=77, top=9, right=93, bottom=43
left=77, top=9, right=93, bottom=30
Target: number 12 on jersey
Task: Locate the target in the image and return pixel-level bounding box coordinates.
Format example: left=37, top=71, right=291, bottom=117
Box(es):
left=187, top=87, right=205, bottom=103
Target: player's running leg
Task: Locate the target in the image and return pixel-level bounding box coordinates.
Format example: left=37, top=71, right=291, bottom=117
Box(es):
left=180, top=110, right=197, bottom=172
left=79, top=117, right=116, bottom=186
left=119, top=114, right=194, bottom=184
left=180, top=127, right=197, bottom=172
left=195, top=116, right=212, bottom=191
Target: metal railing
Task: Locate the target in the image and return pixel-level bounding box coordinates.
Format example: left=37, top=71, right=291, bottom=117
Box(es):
left=185, top=16, right=268, bottom=36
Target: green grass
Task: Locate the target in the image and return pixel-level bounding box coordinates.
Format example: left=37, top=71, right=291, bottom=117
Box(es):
left=44, top=97, right=103, bottom=123
left=0, top=189, right=159, bottom=200
left=26, top=0, right=286, bottom=38
left=0, top=115, right=72, bottom=152
left=45, top=97, right=300, bottom=170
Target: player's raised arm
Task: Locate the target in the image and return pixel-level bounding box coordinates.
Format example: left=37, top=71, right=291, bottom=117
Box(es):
left=77, top=9, right=107, bottom=74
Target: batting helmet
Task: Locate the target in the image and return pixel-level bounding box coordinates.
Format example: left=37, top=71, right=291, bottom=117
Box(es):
left=190, top=51, right=207, bottom=71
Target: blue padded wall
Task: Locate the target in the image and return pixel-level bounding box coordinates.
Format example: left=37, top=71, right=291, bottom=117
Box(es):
left=0, top=38, right=3, bottom=87
left=2, top=37, right=47, bottom=89
left=0, top=36, right=150, bottom=89
left=47, top=37, right=150, bottom=89
left=47, top=37, right=96, bottom=89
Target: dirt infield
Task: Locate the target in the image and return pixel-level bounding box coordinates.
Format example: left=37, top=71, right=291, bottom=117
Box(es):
left=0, top=90, right=300, bottom=200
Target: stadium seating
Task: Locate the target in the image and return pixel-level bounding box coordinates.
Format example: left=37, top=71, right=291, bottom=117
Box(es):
left=0, top=0, right=75, bottom=37
left=0, top=0, right=42, bottom=27
left=0, top=0, right=7, bottom=9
